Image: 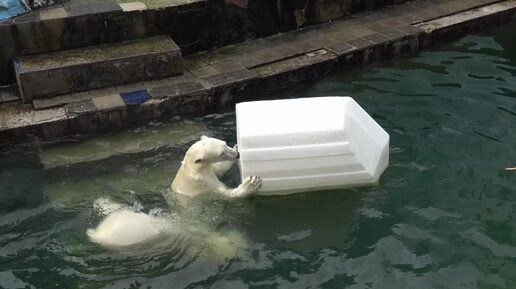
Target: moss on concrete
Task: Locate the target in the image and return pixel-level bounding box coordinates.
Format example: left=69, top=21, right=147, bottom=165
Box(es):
left=17, top=36, right=178, bottom=71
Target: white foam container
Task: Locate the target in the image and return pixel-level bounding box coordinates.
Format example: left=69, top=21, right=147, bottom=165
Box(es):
left=236, top=96, right=389, bottom=195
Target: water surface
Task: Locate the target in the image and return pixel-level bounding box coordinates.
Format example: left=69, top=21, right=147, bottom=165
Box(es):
left=1, top=22, right=516, bottom=289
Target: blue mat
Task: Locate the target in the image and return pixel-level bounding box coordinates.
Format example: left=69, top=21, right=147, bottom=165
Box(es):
left=120, top=89, right=151, bottom=105
left=0, top=0, right=27, bottom=21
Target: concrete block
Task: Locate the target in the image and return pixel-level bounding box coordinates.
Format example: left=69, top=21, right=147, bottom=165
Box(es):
left=93, top=94, right=126, bottom=111
left=64, top=4, right=96, bottom=17
left=119, top=2, right=147, bottom=12
left=14, top=36, right=183, bottom=102
left=175, top=81, right=206, bottom=95
left=39, top=7, right=69, bottom=20
left=325, top=42, right=356, bottom=55
left=149, top=85, right=180, bottom=99
left=65, top=100, right=97, bottom=116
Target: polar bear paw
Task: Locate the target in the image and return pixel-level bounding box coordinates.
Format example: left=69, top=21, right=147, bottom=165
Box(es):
left=227, top=176, right=262, bottom=198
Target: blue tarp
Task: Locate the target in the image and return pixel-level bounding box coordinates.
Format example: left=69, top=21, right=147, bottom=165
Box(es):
left=0, top=0, right=28, bottom=21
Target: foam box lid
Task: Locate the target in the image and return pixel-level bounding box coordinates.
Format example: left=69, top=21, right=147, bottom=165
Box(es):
left=236, top=97, right=347, bottom=149
left=236, top=96, right=389, bottom=194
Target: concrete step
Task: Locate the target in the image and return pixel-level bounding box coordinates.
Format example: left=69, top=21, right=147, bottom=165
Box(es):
left=1, top=0, right=417, bottom=86
left=14, top=35, right=183, bottom=102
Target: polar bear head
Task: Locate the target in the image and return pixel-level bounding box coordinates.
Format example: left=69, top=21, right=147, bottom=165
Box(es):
left=184, top=136, right=238, bottom=168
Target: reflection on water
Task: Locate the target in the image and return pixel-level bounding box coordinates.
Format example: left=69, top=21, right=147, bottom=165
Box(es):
left=1, top=22, right=516, bottom=288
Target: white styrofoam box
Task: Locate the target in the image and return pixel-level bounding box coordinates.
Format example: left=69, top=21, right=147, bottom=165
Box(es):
left=236, top=96, right=389, bottom=195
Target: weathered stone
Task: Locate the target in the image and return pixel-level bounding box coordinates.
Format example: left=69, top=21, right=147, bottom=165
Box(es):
left=201, top=73, right=235, bottom=88
left=149, top=85, right=180, bottom=99
left=41, top=119, right=70, bottom=139
left=33, top=94, right=82, bottom=109
left=119, top=2, right=148, bottom=12
left=348, top=37, right=374, bottom=49
left=64, top=3, right=96, bottom=17
left=32, top=107, right=66, bottom=123
left=93, top=1, right=123, bottom=13
left=39, top=6, right=69, bottom=20
left=93, top=94, right=126, bottom=111
left=251, top=49, right=338, bottom=92
left=325, top=42, right=356, bottom=55
left=116, top=82, right=146, bottom=94
left=142, top=79, right=162, bottom=90
left=89, top=87, right=119, bottom=98
left=0, top=86, right=19, bottom=103
left=363, top=32, right=390, bottom=44
left=175, top=81, right=207, bottom=95
left=65, top=100, right=97, bottom=116
left=13, top=12, right=40, bottom=24
left=226, top=69, right=257, bottom=82
left=190, top=65, right=220, bottom=78
left=14, top=36, right=183, bottom=101
left=93, top=94, right=128, bottom=123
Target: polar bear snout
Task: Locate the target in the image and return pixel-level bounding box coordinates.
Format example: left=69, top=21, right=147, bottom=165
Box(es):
left=224, top=148, right=239, bottom=160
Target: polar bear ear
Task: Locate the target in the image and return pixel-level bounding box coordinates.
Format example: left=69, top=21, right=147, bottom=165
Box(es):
left=200, top=135, right=208, bottom=140
left=194, top=152, right=204, bottom=165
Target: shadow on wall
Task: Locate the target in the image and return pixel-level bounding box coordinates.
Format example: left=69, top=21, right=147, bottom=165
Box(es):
left=237, top=0, right=354, bottom=36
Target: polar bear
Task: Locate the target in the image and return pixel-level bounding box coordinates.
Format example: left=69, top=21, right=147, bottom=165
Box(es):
left=87, top=209, right=171, bottom=248
left=171, top=136, right=262, bottom=198
left=87, top=136, right=260, bottom=251
left=87, top=199, right=248, bottom=259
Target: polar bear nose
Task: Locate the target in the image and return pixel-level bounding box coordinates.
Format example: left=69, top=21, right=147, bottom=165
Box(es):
left=236, top=152, right=240, bottom=159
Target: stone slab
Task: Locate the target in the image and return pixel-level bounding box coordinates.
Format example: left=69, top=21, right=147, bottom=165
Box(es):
left=0, top=85, right=19, bottom=103
left=32, top=107, right=67, bottom=124
left=149, top=85, right=180, bottom=99
left=64, top=99, right=97, bottom=116
left=14, top=36, right=183, bottom=102
left=64, top=3, right=96, bottom=17
left=325, top=42, right=356, bottom=56
left=175, top=81, right=206, bottom=95
left=38, top=6, right=69, bottom=20
left=92, top=94, right=126, bottom=111
left=93, top=1, right=123, bottom=13
left=119, top=2, right=147, bottom=11
left=417, top=0, right=516, bottom=33
left=12, top=12, right=40, bottom=24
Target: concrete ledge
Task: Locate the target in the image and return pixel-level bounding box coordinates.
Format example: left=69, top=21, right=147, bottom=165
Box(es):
left=417, top=0, right=516, bottom=47
left=14, top=36, right=183, bottom=102
left=1, top=0, right=515, bottom=147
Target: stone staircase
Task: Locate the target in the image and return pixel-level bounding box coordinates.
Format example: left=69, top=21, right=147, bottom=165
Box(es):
left=14, top=35, right=183, bottom=102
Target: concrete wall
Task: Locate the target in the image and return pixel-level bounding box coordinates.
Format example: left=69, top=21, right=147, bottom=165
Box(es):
left=0, top=0, right=408, bottom=85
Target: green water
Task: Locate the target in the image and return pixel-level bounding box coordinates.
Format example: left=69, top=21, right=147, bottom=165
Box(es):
left=1, top=22, right=516, bottom=288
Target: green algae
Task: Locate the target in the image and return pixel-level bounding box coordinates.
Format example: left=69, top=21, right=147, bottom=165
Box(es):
left=18, top=36, right=177, bottom=71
